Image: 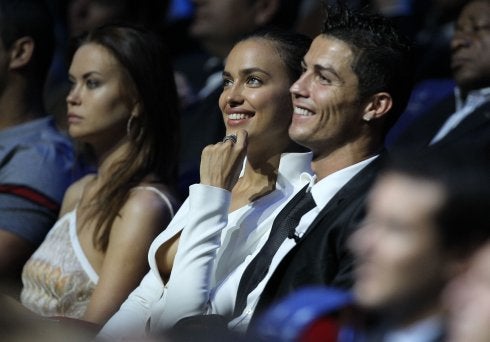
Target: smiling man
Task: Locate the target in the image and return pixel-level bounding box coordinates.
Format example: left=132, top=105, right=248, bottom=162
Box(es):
left=228, top=2, right=415, bottom=333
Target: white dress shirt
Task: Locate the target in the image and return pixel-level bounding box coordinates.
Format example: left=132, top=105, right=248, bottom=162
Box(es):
left=228, top=155, right=377, bottom=332
left=97, top=152, right=312, bottom=340
left=384, top=315, right=443, bottom=342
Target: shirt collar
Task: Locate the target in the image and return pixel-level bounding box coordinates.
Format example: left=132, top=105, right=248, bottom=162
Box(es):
left=454, top=86, right=490, bottom=111
left=385, top=315, right=444, bottom=342
left=277, top=151, right=313, bottom=182
left=239, top=152, right=313, bottom=181
left=309, top=155, right=377, bottom=209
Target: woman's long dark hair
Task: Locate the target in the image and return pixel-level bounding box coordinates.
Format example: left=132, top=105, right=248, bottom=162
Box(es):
left=76, top=24, right=180, bottom=251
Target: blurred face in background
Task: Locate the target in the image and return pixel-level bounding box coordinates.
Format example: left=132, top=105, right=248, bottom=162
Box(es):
left=190, top=0, right=269, bottom=57
left=349, top=172, right=451, bottom=322
left=68, top=0, right=128, bottom=37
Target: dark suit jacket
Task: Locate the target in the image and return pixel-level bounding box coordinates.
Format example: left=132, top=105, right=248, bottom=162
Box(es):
left=390, top=95, right=490, bottom=152
left=251, top=155, right=384, bottom=323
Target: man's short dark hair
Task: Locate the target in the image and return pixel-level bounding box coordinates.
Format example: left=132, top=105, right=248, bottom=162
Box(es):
left=320, top=1, right=415, bottom=134
left=0, top=0, right=55, bottom=86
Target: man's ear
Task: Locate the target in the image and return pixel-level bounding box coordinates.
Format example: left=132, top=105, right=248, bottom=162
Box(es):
left=9, top=37, right=34, bottom=70
left=361, top=92, right=393, bottom=122
left=253, top=0, right=280, bottom=26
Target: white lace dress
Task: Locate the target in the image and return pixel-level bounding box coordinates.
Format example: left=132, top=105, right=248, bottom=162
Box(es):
left=20, top=186, right=174, bottom=318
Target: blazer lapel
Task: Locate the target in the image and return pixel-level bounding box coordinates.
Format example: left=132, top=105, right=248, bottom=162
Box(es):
left=435, top=101, right=490, bottom=147
left=300, top=156, right=382, bottom=241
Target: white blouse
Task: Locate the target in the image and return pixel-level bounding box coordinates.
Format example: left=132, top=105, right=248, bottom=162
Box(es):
left=98, top=152, right=313, bottom=340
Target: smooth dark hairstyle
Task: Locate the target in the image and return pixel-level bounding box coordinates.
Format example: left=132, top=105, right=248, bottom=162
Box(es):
left=381, top=148, right=490, bottom=258
left=75, top=24, right=180, bottom=251
left=239, top=28, right=312, bottom=83
left=320, top=1, right=414, bottom=134
left=0, top=0, right=55, bottom=87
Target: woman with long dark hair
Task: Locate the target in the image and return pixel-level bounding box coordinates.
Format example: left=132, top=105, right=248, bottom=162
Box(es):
left=20, top=24, right=180, bottom=326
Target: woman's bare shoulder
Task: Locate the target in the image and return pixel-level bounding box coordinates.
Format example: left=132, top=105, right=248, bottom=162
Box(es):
left=59, top=174, right=96, bottom=216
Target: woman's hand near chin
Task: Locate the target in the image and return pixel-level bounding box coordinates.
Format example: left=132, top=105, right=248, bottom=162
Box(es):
left=200, top=129, right=248, bottom=191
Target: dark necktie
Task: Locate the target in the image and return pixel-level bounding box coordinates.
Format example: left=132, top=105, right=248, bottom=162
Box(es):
left=232, top=186, right=316, bottom=318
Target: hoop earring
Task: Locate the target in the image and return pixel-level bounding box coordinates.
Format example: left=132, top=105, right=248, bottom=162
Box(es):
left=127, top=115, right=136, bottom=138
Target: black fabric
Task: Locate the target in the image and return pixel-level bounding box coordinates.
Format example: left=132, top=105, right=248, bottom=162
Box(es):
left=232, top=185, right=315, bottom=318
left=390, top=96, right=490, bottom=153
left=164, top=314, right=244, bottom=342
left=248, top=156, right=385, bottom=330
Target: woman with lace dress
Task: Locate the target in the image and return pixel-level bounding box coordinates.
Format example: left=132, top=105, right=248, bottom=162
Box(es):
left=20, top=24, right=180, bottom=327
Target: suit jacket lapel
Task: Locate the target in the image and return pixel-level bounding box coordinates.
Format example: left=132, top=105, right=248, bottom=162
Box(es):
left=300, top=156, right=382, bottom=241
left=435, top=101, right=490, bottom=146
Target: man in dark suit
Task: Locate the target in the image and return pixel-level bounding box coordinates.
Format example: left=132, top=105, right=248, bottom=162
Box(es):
left=225, top=3, right=415, bottom=332
left=251, top=149, right=490, bottom=342
left=390, top=0, right=490, bottom=152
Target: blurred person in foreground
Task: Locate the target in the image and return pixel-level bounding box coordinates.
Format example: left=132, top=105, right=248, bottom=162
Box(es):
left=444, top=241, right=490, bottom=342
left=349, top=149, right=490, bottom=341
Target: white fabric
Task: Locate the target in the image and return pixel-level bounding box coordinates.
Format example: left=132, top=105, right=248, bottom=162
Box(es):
left=20, top=186, right=173, bottom=320
left=430, top=86, right=490, bottom=144
left=228, top=155, right=377, bottom=332
left=21, top=209, right=97, bottom=318
left=385, top=315, right=443, bottom=342
left=98, top=152, right=313, bottom=340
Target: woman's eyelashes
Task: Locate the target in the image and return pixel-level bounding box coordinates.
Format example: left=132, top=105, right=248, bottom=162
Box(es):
left=222, top=72, right=264, bottom=89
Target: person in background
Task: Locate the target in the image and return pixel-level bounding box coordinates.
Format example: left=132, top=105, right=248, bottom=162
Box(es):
left=98, top=28, right=313, bottom=341
left=20, top=24, right=180, bottom=328
left=349, top=149, right=490, bottom=341
left=389, top=0, right=490, bottom=152
left=66, top=0, right=167, bottom=39
left=0, top=0, right=84, bottom=292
